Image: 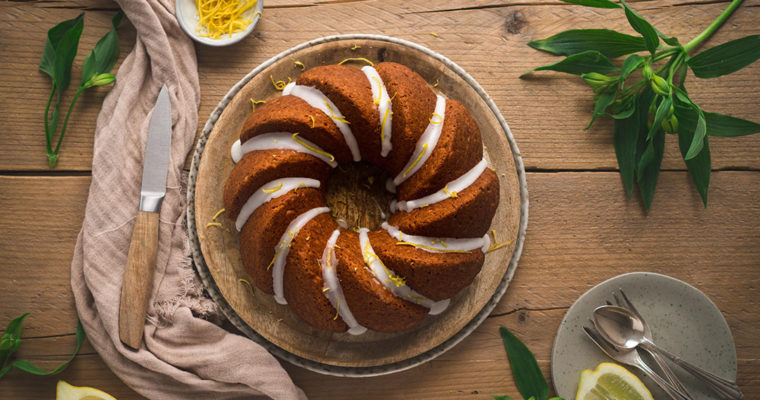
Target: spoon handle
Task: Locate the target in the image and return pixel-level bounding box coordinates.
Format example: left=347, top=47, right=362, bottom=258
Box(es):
left=642, top=340, right=744, bottom=399
left=634, top=356, right=692, bottom=400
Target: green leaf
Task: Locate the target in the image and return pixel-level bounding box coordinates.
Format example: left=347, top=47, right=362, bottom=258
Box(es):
left=687, top=35, right=760, bottom=78
left=620, top=54, right=645, bottom=82
left=675, top=104, right=711, bottom=206
left=39, top=13, right=84, bottom=96
left=7, top=320, right=84, bottom=377
left=528, top=29, right=647, bottom=58
left=620, top=0, right=659, bottom=54
left=524, top=50, right=618, bottom=77
left=607, top=94, right=636, bottom=120
left=636, top=129, right=665, bottom=210
left=614, top=96, right=640, bottom=197
left=491, top=396, right=516, bottom=400
left=704, top=113, right=760, bottom=137
left=684, top=109, right=707, bottom=159
left=587, top=90, right=616, bottom=129
left=499, top=326, right=549, bottom=400
left=647, top=95, right=672, bottom=140
left=559, top=0, right=620, bottom=8
left=1, top=313, right=29, bottom=357
left=81, top=11, right=123, bottom=85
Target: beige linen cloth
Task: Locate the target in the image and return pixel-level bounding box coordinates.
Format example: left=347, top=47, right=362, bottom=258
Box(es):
left=70, top=1, right=307, bottom=398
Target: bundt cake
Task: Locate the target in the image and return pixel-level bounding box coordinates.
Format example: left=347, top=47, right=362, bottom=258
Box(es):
left=223, top=61, right=500, bottom=335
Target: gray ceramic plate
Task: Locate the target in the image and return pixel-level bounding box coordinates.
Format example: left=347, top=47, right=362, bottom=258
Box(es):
left=551, top=272, right=737, bottom=399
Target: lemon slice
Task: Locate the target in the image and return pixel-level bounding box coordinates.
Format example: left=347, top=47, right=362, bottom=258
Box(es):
left=56, top=380, right=117, bottom=400
left=576, top=362, right=654, bottom=400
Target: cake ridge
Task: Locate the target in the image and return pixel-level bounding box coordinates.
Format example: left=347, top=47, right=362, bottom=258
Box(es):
left=272, top=207, right=330, bottom=304
left=393, top=94, right=447, bottom=186
left=231, top=131, right=338, bottom=167
left=283, top=81, right=361, bottom=161
left=235, top=177, right=321, bottom=231
left=320, top=229, right=367, bottom=335
left=358, top=228, right=449, bottom=315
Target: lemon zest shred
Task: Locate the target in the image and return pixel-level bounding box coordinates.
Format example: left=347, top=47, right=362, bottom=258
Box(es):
left=292, top=132, right=336, bottom=162
left=293, top=182, right=307, bottom=192
left=294, top=60, right=306, bottom=71
left=337, top=57, right=375, bottom=67
left=277, top=318, right=283, bottom=323
left=433, top=78, right=439, bottom=88
left=419, top=204, right=429, bottom=208
left=487, top=229, right=514, bottom=253
left=350, top=44, right=361, bottom=50
left=250, top=99, right=265, bottom=112
left=443, top=184, right=458, bottom=198
left=322, top=99, right=351, bottom=124
left=370, top=76, right=383, bottom=105
left=206, top=222, right=223, bottom=228
left=333, top=297, right=340, bottom=320
left=395, top=241, right=471, bottom=253
left=429, top=112, right=443, bottom=124
left=430, top=32, right=440, bottom=38
left=380, top=107, right=391, bottom=144
left=308, top=114, right=315, bottom=128
left=403, top=143, right=428, bottom=178
left=262, top=181, right=283, bottom=193
left=270, top=75, right=291, bottom=91
left=431, top=239, right=448, bottom=248
left=267, top=247, right=285, bottom=271
left=239, top=278, right=255, bottom=296
left=212, top=208, right=226, bottom=220
left=322, top=287, right=330, bottom=293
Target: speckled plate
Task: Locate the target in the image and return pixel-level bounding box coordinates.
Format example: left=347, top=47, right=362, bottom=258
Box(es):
left=186, top=34, right=529, bottom=376
left=552, top=272, right=737, bottom=399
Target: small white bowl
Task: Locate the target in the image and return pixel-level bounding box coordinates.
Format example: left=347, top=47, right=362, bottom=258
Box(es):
left=175, top=0, right=263, bottom=47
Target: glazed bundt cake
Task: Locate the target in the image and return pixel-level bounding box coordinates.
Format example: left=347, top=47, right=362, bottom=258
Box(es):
left=223, top=61, right=500, bottom=334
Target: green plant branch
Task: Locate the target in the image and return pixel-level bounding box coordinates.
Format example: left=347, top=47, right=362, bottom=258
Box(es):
left=53, top=87, right=84, bottom=159
left=43, top=86, right=56, bottom=153
left=684, top=0, right=743, bottom=53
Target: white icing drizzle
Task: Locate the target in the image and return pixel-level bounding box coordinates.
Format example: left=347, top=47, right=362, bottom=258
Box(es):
left=320, top=229, right=367, bottom=335
left=361, top=66, right=393, bottom=157
left=272, top=207, right=330, bottom=305
left=231, top=132, right=338, bottom=168
left=395, top=158, right=488, bottom=212
left=382, top=222, right=490, bottom=254
left=235, top=178, right=321, bottom=231
left=358, top=228, right=449, bottom=315
left=385, top=178, right=397, bottom=193
left=393, top=95, right=447, bottom=186
left=283, top=82, right=361, bottom=162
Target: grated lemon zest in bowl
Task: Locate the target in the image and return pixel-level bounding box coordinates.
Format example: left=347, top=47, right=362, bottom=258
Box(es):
left=195, top=0, right=260, bottom=40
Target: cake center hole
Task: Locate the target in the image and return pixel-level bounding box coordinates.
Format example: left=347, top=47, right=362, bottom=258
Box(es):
left=325, top=162, right=394, bottom=231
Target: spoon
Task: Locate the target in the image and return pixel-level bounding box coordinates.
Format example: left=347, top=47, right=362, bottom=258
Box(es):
left=593, top=305, right=744, bottom=400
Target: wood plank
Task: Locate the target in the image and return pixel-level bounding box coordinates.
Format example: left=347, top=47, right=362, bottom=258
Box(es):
left=1, top=171, right=758, bottom=398
left=1, top=0, right=759, bottom=171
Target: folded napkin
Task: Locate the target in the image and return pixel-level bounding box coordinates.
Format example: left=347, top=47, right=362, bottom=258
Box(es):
left=70, top=1, right=307, bottom=398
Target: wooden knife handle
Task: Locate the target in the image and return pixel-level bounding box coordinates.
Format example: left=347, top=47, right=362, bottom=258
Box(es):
left=119, top=210, right=159, bottom=349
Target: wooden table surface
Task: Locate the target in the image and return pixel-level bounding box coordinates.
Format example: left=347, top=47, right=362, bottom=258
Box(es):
left=1, top=0, right=759, bottom=398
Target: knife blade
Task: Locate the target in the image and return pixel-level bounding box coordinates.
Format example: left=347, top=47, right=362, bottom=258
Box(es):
left=119, top=84, right=172, bottom=350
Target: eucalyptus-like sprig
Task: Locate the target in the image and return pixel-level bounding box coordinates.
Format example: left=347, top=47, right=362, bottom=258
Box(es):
left=523, top=0, right=760, bottom=209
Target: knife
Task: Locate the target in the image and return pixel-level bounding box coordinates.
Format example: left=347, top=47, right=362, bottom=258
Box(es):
left=119, top=84, right=172, bottom=350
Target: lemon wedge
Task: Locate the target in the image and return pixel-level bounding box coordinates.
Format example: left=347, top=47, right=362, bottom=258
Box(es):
left=576, top=362, right=654, bottom=400
left=56, top=380, right=117, bottom=400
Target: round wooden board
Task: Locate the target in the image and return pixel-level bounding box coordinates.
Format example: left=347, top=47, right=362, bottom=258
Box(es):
left=187, top=34, right=528, bottom=376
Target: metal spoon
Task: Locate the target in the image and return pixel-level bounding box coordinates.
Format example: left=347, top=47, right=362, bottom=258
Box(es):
left=593, top=305, right=744, bottom=399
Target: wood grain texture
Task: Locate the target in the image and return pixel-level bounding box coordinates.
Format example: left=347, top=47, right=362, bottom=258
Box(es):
left=119, top=210, right=159, bottom=350
left=1, top=0, right=759, bottom=398
left=1, top=0, right=758, bottom=171
left=1, top=171, right=758, bottom=398
left=192, top=36, right=522, bottom=367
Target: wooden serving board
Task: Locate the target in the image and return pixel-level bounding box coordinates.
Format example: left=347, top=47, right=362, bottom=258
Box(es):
left=188, top=35, right=526, bottom=375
